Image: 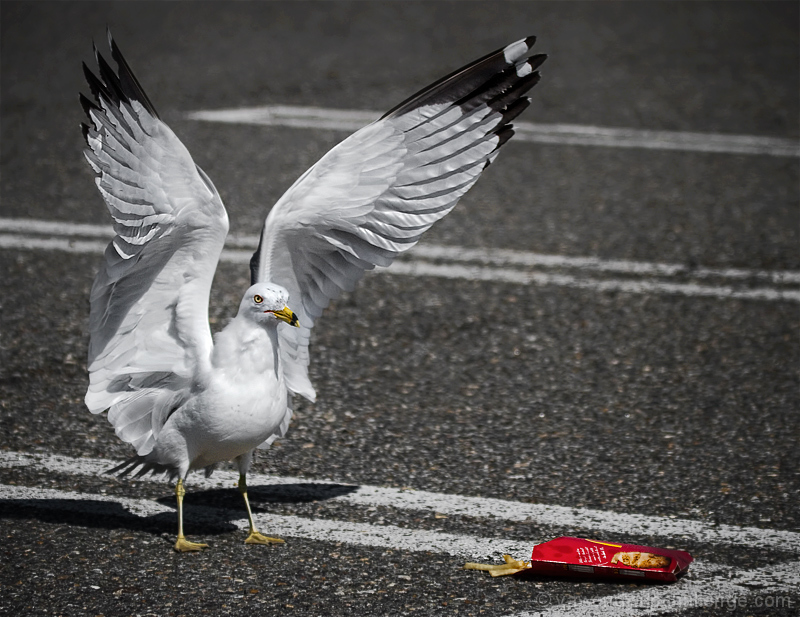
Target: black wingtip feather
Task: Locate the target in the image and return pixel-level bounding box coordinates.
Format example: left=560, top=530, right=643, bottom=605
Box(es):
left=250, top=232, right=264, bottom=285
left=79, top=92, right=100, bottom=116
left=528, top=53, right=548, bottom=72
left=380, top=35, right=541, bottom=121
left=495, top=126, right=515, bottom=150
left=108, top=31, right=160, bottom=119
left=488, top=70, right=541, bottom=114
left=81, top=31, right=160, bottom=121
left=82, top=61, right=108, bottom=102
left=96, top=49, right=127, bottom=106
left=482, top=126, right=516, bottom=171
left=500, top=97, right=532, bottom=126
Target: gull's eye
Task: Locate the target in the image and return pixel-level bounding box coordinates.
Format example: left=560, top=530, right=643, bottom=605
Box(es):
left=253, top=295, right=263, bottom=304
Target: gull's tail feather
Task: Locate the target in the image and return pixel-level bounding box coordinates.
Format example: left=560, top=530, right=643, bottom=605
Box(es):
left=106, top=455, right=176, bottom=480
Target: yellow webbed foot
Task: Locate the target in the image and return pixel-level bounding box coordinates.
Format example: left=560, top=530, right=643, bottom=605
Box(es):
left=238, top=473, right=285, bottom=545
left=245, top=530, right=285, bottom=545
left=174, top=536, right=209, bottom=552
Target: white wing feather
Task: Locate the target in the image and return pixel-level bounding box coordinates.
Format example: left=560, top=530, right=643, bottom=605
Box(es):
left=251, top=36, right=545, bottom=405
left=82, top=37, right=229, bottom=456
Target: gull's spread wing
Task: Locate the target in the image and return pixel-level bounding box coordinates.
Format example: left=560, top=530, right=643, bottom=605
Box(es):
left=82, top=34, right=229, bottom=456
left=251, top=37, right=545, bottom=402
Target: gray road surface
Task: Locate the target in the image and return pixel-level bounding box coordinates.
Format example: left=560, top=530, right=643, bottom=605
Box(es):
left=1, top=2, right=798, bottom=616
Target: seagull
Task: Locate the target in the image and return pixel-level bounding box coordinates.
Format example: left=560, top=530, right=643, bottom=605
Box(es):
left=81, top=32, right=546, bottom=551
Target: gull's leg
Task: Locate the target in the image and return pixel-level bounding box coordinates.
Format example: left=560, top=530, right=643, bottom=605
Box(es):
left=238, top=474, right=284, bottom=545
left=173, top=478, right=208, bottom=552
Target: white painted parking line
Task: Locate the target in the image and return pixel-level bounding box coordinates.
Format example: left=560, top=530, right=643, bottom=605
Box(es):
left=9, top=484, right=797, bottom=617
left=2, top=453, right=799, bottom=616
left=0, top=218, right=114, bottom=237
left=0, top=234, right=108, bottom=255
left=2, top=218, right=799, bottom=303
left=2, top=452, right=799, bottom=553
left=0, top=483, right=528, bottom=560
left=8, top=216, right=799, bottom=284
left=383, top=261, right=800, bottom=303
left=404, top=244, right=800, bottom=285
left=187, top=105, right=800, bottom=158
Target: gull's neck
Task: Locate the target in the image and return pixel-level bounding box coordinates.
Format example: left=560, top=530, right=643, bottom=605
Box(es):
left=211, top=315, right=281, bottom=379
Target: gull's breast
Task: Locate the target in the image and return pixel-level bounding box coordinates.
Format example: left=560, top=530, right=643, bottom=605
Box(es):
left=186, top=370, right=288, bottom=469
left=182, top=323, right=288, bottom=469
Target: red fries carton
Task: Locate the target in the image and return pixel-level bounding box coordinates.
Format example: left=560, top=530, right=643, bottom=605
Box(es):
left=465, top=537, right=692, bottom=583
left=528, top=537, right=693, bottom=582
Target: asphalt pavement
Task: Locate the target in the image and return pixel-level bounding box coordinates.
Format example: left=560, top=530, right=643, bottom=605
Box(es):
left=1, top=2, right=798, bottom=616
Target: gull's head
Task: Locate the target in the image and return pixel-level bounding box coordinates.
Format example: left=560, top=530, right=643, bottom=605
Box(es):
left=239, top=283, right=299, bottom=328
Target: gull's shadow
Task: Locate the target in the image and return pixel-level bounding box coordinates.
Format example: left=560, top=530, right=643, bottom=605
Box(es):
left=175, top=481, right=360, bottom=509
left=0, top=497, right=181, bottom=535
left=0, top=482, right=359, bottom=541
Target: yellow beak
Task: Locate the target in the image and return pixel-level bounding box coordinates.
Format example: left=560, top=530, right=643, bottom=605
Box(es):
left=270, top=306, right=299, bottom=327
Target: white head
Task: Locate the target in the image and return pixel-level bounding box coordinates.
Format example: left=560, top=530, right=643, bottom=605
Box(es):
left=238, top=283, right=299, bottom=328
